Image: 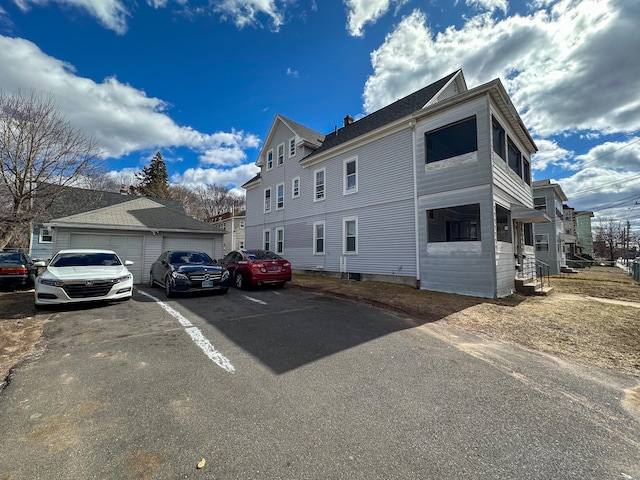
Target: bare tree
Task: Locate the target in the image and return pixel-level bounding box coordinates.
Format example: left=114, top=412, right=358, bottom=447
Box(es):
left=594, top=216, right=623, bottom=261
left=168, top=184, right=203, bottom=219
left=0, top=89, right=103, bottom=249
left=194, top=184, right=239, bottom=220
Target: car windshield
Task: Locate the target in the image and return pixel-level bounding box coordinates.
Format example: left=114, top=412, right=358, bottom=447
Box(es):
left=0, top=253, right=23, bottom=264
left=51, top=253, right=122, bottom=267
left=246, top=250, right=282, bottom=260
left=169, top=252, right=213, bottom=265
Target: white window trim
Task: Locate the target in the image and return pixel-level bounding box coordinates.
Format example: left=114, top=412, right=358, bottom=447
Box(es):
left=314, top=167, right=326, bottom=202
left=275, top=227, right=284, bottom=254
left=266, top=149, right=274, bottom=170
left=276, top=182, right=284, bottom=210
left=277, top=143, right=285, bottom=166
left=39, top=226, right=53, bottom=243
left=343, top=216, right=358, bottom=255
left=289, top=137, right=296, bottom=158
left=263, top=229, right=271, bottom=251
left=292, top=176, right=300, bottom=198
left=313, top=221, right=325, bottom=255
left=535, top=233, right=550, bottom=251
left=343, top=156, right=358, bottom=195
left=264, top=187, right=272, bottom=213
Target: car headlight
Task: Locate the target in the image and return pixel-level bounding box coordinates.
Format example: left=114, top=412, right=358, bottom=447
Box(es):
left=38, top=277, right=64, bottom=287
left=221, top=269, right=230, bottom=281
left=112, top=274, right=133, bottom=284
left=171, top=271, right=189, bottom=280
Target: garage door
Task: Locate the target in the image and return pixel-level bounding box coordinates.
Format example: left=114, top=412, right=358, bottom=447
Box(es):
left=163, top=237, right=215, bottom=259
left=70, top=233, right=144, bottom=283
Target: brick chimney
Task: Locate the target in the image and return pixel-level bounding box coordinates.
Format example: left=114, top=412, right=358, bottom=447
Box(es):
left=119, top=184, right=128, bottom=195
left=344, top=115, right=354, bottom=127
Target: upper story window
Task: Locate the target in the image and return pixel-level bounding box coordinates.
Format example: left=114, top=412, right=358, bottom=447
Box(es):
left=292, top=177, right=300, bottom=198
left=523, top=157, right=531, bottom=185
left=535, top=234, right=549, bottom=252
left=534, top=197, right=546, bottom=212
left=344, top=157, right=357, bottom=194
left=266, top=149, right=273, bottom=170
left=508, top=139, right=522, bottom=177
left=39, top=226, right=52, bottom=243
left=314, top=168, right=325, bottom=201
left=264, top=188, right=272, bottom=213
left=239, top=221, right=245, bottom=228
left=277, top=143, right=285, bottom=166
left=425, top=116, right=477, bottom=163
left=492, top=117, right=506, bottom=160
left=289, top=137, right=296, bottom=158
left=276, top=183, right=284, bottom=210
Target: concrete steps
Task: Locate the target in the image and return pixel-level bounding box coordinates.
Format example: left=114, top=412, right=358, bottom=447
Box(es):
left=515, top=278, right=554, bottom=296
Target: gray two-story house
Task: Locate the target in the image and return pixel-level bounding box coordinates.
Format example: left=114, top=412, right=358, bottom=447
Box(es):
left=243, top=70, right=549, bottom=298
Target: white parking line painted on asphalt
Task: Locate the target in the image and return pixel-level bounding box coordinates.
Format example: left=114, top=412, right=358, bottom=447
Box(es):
left=138, top=289, right=235, bottom=373
left=243, top=295, right=267, bottom=305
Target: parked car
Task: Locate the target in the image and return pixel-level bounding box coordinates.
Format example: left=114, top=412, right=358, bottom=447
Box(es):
left=149, top=250, right=230, bottom=297
left=0, top=250, right=40, bottom=289
left=220, top=249, right=291, bottom=289
left=34, top=249, right=134, bottom=307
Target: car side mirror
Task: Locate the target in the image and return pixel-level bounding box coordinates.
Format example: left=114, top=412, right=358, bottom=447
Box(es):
left=124, top=260, right=134, bottom=266
left=33, top=261, right=46, bottom=267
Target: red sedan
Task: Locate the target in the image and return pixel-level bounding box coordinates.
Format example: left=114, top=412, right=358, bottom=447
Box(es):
left=220, top=249, right=291, bottom=289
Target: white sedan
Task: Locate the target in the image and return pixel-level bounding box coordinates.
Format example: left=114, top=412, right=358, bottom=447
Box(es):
left=35, top=249, right=134, bottom=307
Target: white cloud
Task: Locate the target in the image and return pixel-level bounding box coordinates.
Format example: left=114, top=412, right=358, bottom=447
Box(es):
left=363, top=0, right=640, bottom=139
left=214, top=0, right=285, bottom=31
left=531, top=138, right=572, bottom=171
left=172, top=163, right=260, bottom=188
left=345, top=0, right=403, bottom=37
left=0, top=35, right=260, bottom=168
left=12, top=0, right=130, bottom=34
left=286, top=67, right=299, bottom=78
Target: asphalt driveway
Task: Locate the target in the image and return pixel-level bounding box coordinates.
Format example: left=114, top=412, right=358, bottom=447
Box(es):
left=0, top=285, right=638, bottom=479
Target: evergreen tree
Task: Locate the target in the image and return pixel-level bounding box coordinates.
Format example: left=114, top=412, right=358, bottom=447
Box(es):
left=132, top=151, right=169, bottom=198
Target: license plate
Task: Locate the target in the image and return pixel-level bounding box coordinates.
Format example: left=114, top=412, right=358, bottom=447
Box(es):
left=202, top=280, right=214, bottom=287
left=267, top=266, right=280, bottom=272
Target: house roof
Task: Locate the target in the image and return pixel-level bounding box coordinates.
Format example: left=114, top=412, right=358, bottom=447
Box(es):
left=307, top=70, right=460, bottom=157
left=34, top=184, right=184, bottom=224
left=47, top=197, right=224, bottom=234
left=532, top=179, right=568, bottom=202
left=278, top=115, right=325, bottom=147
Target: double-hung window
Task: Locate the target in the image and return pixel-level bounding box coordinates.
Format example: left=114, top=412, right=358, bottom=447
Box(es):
left=275, top=227, right=284, bottom=254
left=289, top=137, right=296, bottom=158
left=344, top=157, right=357, bottom=194
left=535, top=234, right=549, bottom=252
left=314, top=221, right=325, bottom=255
left=39, top=226, right=53, bottom=243
left=276, top=183, right=284, bottom=210
left=277, top=143, right=284, bottom=166
left=263, top=230, right=270, bottom=250
left=292, top=177, right=300, bottom=198
left=266, top=149, right=273, bottom=170
left=314, top=168, right=325, bottom=201
left=264, top=188, right=271, bottom=213
left=343, top=217, right=358, bottom=254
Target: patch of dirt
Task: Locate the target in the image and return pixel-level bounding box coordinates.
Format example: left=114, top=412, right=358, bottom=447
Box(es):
left=291, top=267, right=640, bottom=377
left=0, top=289, right=46, bottom=390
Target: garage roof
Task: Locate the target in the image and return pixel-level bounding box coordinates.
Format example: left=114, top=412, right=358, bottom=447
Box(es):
left=46, top=197, right=225, bottom=234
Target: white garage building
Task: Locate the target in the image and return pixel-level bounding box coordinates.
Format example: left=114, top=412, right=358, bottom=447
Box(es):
left=42, top=197, right=225, bottom=284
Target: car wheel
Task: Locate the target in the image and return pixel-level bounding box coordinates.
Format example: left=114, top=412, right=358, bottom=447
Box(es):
left=149, top=273, right=156, bottom=288
left=234, top=273, right=245, bottom=289
left=164, top=277, right=174, bottom=298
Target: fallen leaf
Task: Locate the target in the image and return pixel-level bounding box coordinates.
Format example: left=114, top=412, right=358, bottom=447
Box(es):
left=197, top=458, right=206, bottom=469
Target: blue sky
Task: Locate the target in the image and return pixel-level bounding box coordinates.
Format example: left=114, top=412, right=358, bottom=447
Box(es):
left=1, top=0, right=639, bottom=233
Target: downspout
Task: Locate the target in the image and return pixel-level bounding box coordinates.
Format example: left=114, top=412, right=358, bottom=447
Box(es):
left=411, top=120, right=420, bottom=289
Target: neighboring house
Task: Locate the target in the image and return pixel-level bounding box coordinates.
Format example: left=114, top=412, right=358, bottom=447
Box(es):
left=563, top=205, right=577, bottom=260
left=208, top=210, right=246, bottom=254
left=532, top=179, right=571, bottom=274
left=243, top=70, right=550, bottom=298
left=29, top=184, right=183, bottom=260
left=574, top=211, right=595, bottom=258
left=41, top=197, right=225, bottom=284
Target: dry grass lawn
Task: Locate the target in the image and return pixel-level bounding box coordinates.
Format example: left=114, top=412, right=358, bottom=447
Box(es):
left=291, top=266, right=640, bottom=377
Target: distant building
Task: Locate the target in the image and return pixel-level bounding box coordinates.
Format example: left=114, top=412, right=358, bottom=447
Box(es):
left=208, top=210, right=246, bottom=254
left=574, top=211, right=595, bottom=258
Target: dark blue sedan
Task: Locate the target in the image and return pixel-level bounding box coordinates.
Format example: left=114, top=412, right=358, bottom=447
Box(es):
left=149, top=250, right=230, bottom=298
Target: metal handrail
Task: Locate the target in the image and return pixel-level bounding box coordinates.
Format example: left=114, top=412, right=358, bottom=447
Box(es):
left=536, top=259, right=551, bottom=289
